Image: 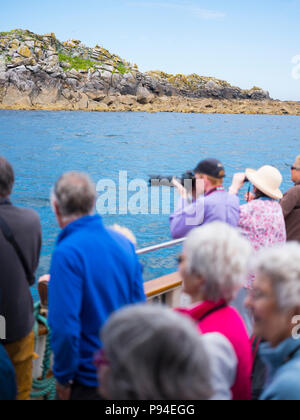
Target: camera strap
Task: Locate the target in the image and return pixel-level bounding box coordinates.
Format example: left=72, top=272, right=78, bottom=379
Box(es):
left=205, top=186, right=225, bottom=197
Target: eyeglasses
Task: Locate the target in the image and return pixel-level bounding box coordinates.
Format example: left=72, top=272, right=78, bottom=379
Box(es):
left=177, top=255, right=185, bottom=265
left=248, top=288, right=272, bottom=301
left=94, top=349, right=110, bottom=368
left=291, top=166, right=300, bottom=171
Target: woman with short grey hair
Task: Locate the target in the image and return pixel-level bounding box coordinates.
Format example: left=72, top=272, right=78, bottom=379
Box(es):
left=183, top=221, right=252, bottom=302
left=178, top=222, right=253, bottom=400
left=97, top=304, right=213, bottom=401
left=245, top=243, right=300, bottom=400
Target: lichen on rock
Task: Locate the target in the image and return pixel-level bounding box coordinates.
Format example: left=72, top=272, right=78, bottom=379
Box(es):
left=0, top=29, right=298, bottom=115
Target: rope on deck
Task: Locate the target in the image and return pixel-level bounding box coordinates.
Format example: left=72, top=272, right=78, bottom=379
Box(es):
left=31, top=302, right=56, bottom=400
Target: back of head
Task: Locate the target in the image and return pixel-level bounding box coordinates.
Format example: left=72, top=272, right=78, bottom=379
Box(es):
left=184, top=222, right=252, bottom=302
left=52, top=172, right=96, bottom=219
left=101, top=305, right=213, bottom=400
left=0, top=157, right=14, bottom=199
left=111, top=224, right=137, bottom=247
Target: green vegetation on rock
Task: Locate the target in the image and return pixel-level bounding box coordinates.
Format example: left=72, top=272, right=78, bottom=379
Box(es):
left=58, top=53, right=96, bottom=71
left=0, top=28, right=270, bottom=108
left=116, top=64, right=128, bottom=75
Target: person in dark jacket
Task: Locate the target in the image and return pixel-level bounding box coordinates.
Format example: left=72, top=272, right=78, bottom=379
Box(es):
left=0, top=157, right=41, bottom=400
left=281, top=156, right=300, bottom=242
left=0, top=344, right=17, bottom=401
left=49, top=172, right=146, bottom=401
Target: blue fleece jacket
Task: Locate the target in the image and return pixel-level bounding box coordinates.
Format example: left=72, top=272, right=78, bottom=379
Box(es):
left=0, top=345, right=16, bottom=400
left=49, top=215, right=146, bottom=387
left=260, top=337, right=300, bottom=400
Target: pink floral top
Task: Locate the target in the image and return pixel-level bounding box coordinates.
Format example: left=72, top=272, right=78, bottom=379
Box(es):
left=239, top=199, right=286, bottom=288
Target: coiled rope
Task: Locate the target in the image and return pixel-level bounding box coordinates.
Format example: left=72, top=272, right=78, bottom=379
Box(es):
left=30, top=302, right=56, bottom=400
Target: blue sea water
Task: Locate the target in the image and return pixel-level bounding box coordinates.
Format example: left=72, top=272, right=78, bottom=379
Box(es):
left=0, top=110, right=299, bottom=301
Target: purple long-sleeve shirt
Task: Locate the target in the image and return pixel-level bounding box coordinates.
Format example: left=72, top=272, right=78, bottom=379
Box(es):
left=170, top=189, right=240, bottom=239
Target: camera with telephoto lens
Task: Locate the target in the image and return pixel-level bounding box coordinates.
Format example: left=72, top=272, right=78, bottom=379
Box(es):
left=149, top=171, right=196, bottom=192
left=178, top=171, right=196, bottom=192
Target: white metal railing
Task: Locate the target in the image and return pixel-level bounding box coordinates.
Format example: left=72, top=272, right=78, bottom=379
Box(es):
left=136, top=238, right=186, bottom=256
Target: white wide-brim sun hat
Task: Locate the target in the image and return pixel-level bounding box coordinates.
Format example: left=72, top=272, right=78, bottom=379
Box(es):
left=245, top=165, right=283, bottom=200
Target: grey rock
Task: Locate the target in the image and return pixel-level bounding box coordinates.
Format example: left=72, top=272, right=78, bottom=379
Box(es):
left=102, top=96, right=116, bottom=106
left=14, top=65, right=27, bottom=72
left=136, top=85, right=154, bottom=104
left=44, top=65, right=61, bottom=74
left=24, top=41, right=34, bottom=49
left=99, top=70, right=112, bottom=81
left=0, top=57, right=6, bottom=73
left=100, top=64, right=114, bottom=73
left=27, top=65, right=41, bottom=73
left=60, top=61, right=71, bottom=69
left=205, top=80, right=221, bottom=90
left=65, top=69, right=80, bottom=79
left=62, top=89, right=74, bottom=100
left=85, top=91, right=106, bottom=102
left=49, top=72, right=62, bottom=78
left=0, top=72, right=7, bottom=83
left=66, top=78, right=80, bottom=89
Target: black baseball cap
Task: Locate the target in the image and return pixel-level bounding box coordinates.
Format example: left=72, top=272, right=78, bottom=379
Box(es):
left=194, top=158, right=226, bottom=179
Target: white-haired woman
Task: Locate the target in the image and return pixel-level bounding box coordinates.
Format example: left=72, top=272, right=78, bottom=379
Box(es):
left=97, top=305, right=214, bottom=400
left=177, top=222, right=253, bottom=401
left=245, top=243, right=300, bottom=400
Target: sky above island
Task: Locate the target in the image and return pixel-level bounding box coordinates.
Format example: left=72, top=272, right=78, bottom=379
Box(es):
left=0, top=0, right=299, bottom=101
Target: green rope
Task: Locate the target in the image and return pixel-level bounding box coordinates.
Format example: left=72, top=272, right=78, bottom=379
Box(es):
left=31, top=302, right=56, bottom=400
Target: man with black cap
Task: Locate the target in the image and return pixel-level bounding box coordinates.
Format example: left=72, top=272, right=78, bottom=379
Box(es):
left=170, top=158, right=240, bottom=239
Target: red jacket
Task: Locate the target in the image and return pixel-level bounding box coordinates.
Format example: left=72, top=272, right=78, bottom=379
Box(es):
left=178, top=300, right=252, bottom=401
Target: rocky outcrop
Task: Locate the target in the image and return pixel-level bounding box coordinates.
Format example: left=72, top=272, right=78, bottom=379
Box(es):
left=0, top=29, right=298, bottom=115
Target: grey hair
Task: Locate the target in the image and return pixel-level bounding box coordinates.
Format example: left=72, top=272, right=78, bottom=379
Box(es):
left=184, top=222, right=252, bottom=302
left=101, top=304, right=213, bottom=401
left=253, top=243, right=300, bottom=312
left=52, top=172, right=96, bottom=218
left=0, top=157, right=14, bottom=198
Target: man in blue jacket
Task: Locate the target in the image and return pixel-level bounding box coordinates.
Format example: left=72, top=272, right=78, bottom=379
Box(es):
left=49, top=172, right=146, bottom=400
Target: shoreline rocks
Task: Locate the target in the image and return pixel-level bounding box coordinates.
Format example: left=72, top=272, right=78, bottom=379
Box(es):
left=1, top=95, right=300, bottom=116
left=0, top=29, right=299, bottom=115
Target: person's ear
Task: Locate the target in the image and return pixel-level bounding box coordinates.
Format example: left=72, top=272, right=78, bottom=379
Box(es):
left=195, top=275, right=205, bottom=288
left=53, top=200, right=60, bottom=217
left=53, top=201, right=64, bottom=228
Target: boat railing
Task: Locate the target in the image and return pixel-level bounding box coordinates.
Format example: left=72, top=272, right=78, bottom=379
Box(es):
left=137, top=238, right=186, bottom=306
left=137, top=238, right=186, bottom=255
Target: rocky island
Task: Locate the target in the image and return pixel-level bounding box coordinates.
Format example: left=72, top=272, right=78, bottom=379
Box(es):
left=0, top=29, right=299, bottom=115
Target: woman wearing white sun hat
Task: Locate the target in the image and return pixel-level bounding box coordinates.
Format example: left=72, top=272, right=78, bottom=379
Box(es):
left=228, top=166, right=286, bottom=335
